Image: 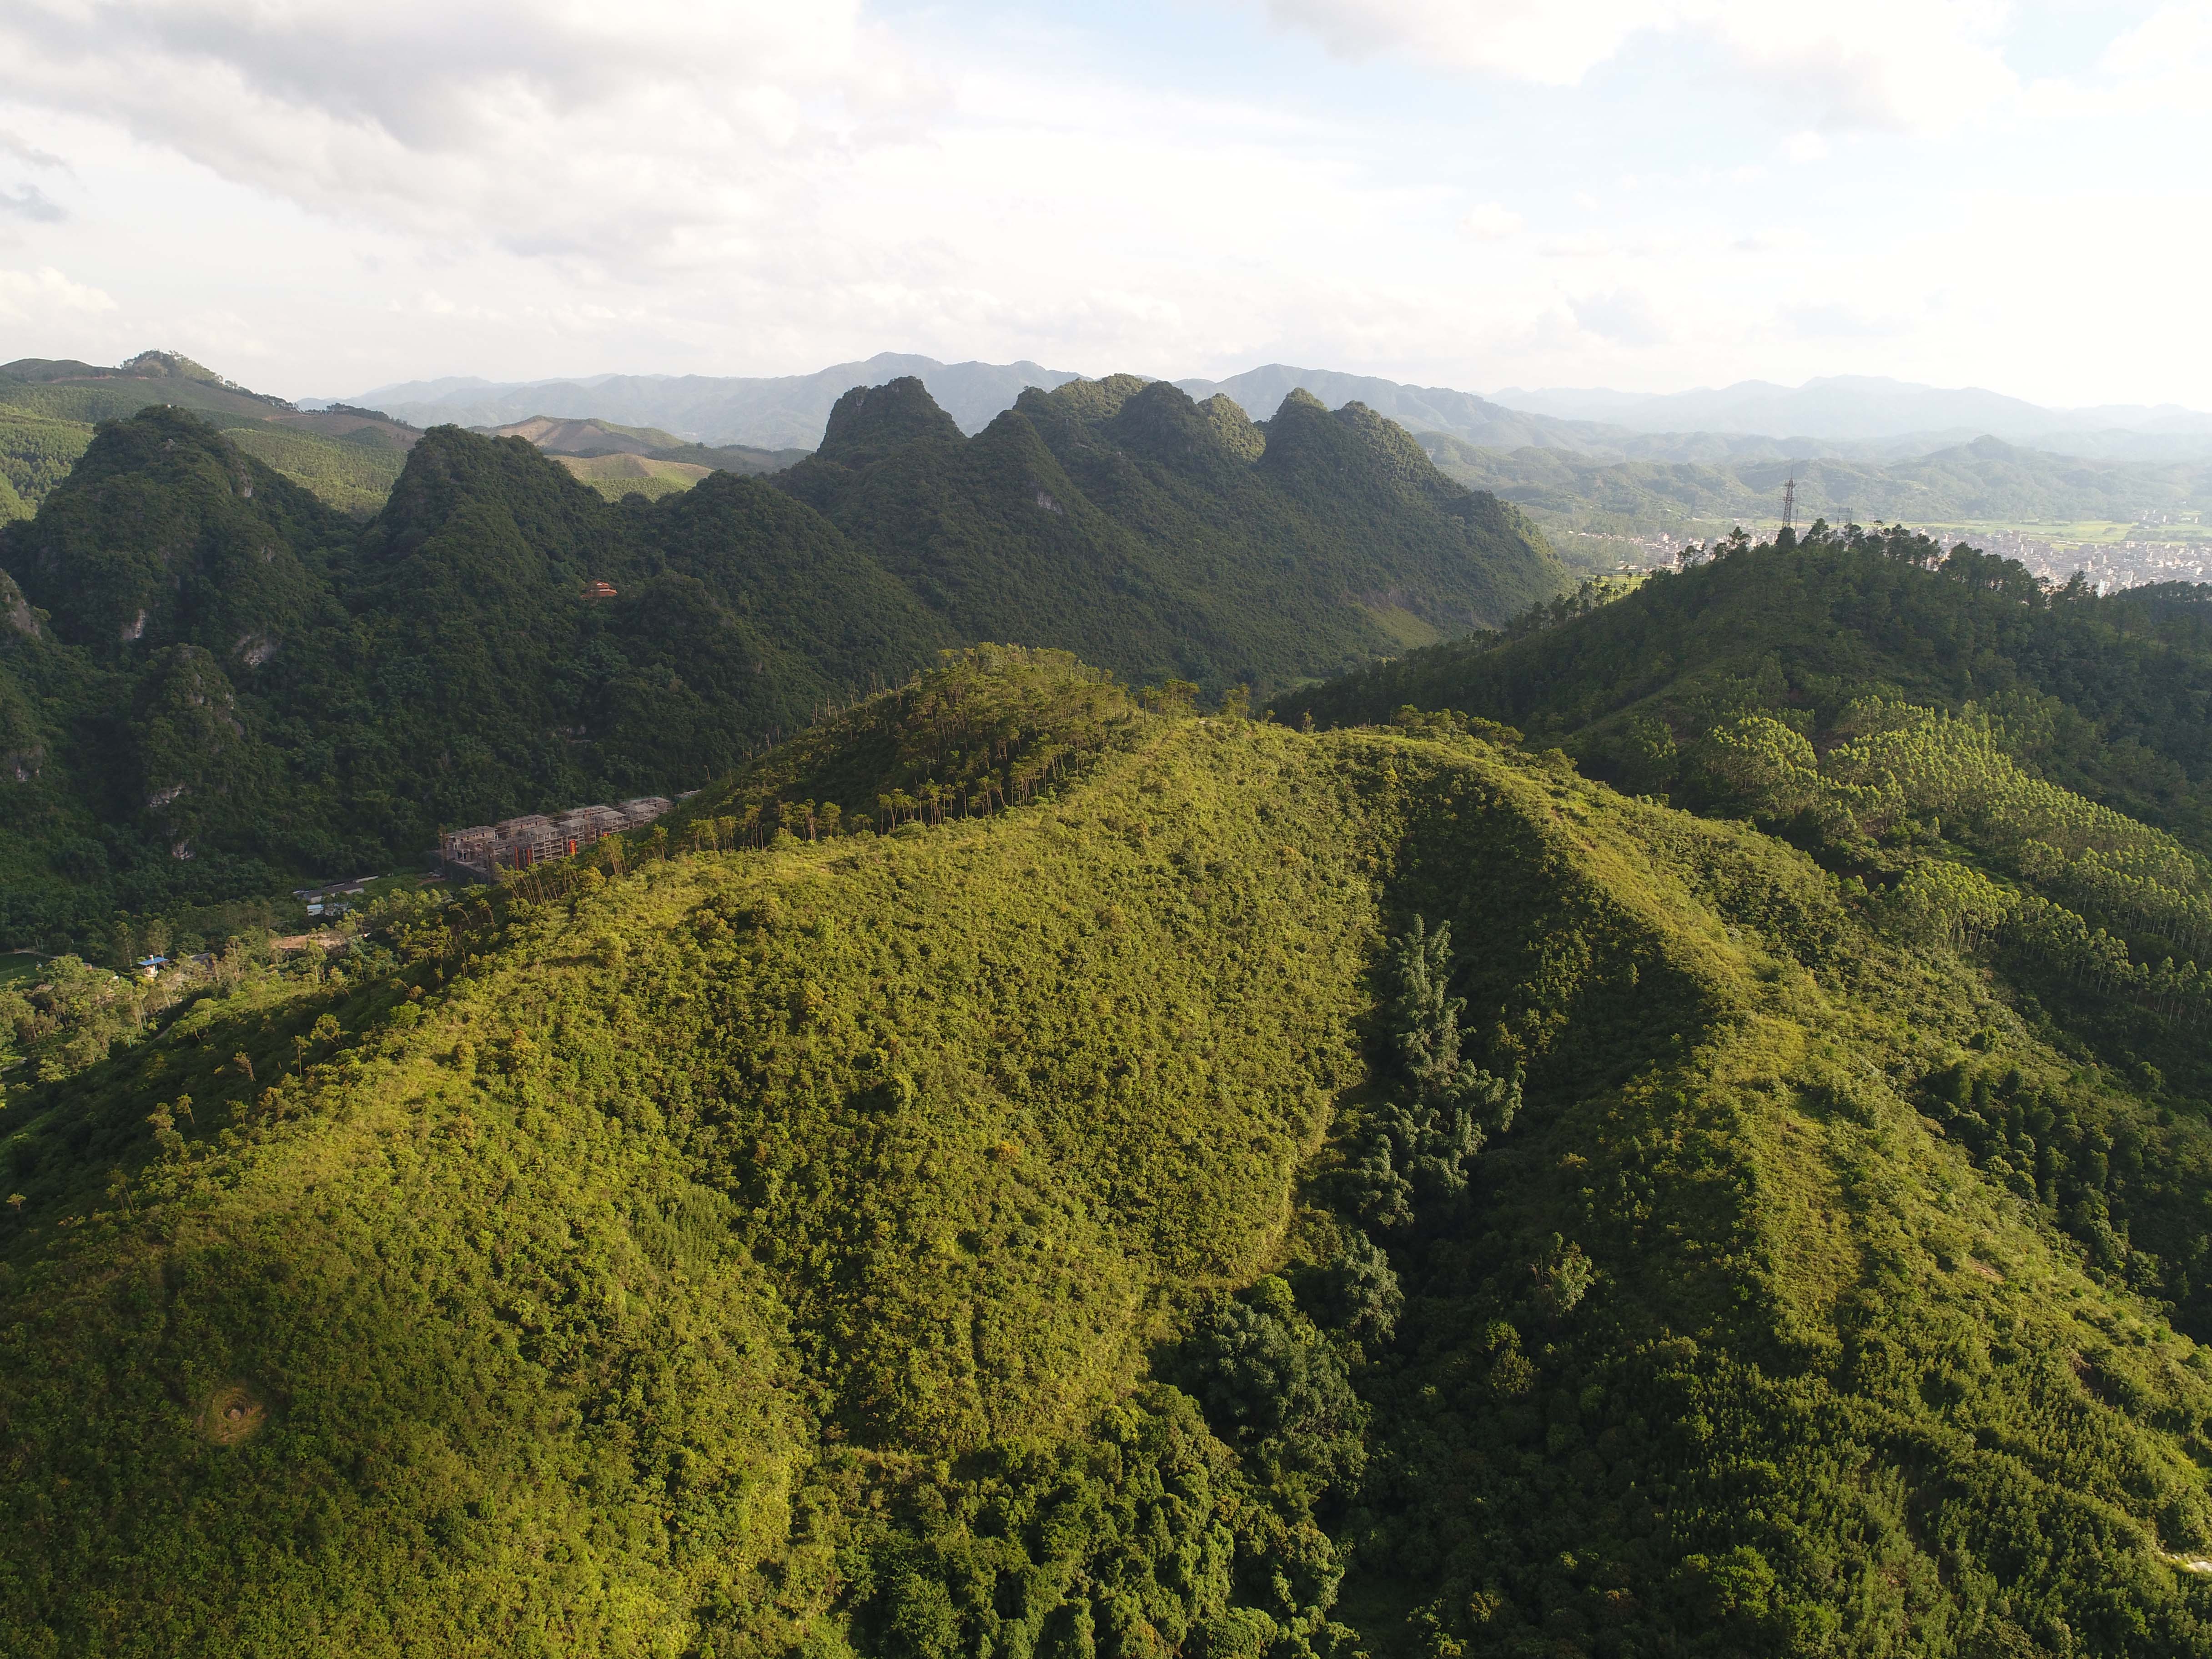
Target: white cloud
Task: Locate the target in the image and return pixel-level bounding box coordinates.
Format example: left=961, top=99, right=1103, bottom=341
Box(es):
left=1783, top=301, right=1902, bottom=339
left=1785, top=131, right=1829, bottom=163
left=0, top=128, right=70, bottom=170
left=0, top=0, right=927, bottom=264
left=0, top=1, right=2201, bottom=408
left=0, top=264, right=116, bottom=322
left=2103, top=3, right=2212, bottom=76
left=0, top=185, right=64, bottom=221
left=1460, top=201, right=1523, bottom=239
left=1541, top=232, right=1613, bottom=258
left=1257, top=0, right=2018, bottom=132
left=1570, top=289, right=1668, bottom=346
left=2046, top=2, right=2212, bottom=114
left=1731, top=228, right=1812, bottom=254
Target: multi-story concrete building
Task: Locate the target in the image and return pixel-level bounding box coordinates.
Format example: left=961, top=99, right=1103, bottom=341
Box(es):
left=440, top=797, right=674, bottom=879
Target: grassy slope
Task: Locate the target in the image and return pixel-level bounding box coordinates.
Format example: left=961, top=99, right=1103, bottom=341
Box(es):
left=0, top=367, right=420, bottom=518
left=6, top=654, right=2212, bottom=1653
left=0, top=694, right=1380, bottom=1653
left=555, top=451, right=714, bottom=500
left=493, top=417, right=806, bottom=479
left=1344, top=732, right=2212, bottom=1655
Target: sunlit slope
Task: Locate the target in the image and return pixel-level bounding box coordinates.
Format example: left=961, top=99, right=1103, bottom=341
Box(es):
left=0, top=353, right=425, bottom=517
left=1345, top=730, right=2212, bottom=1654
left=0, top=681, right=1381, bottom=1652
left=4, top=655, right=2212, bottom=1653
left=555, top=449, right=714, bottom=500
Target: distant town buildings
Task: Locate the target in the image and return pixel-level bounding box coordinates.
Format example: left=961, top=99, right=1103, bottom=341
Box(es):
left=1563, top=523, right=2212, bottom=594
left=1932, top=527, right=2212, bottom=594
left=1559, top=529, right=1689, bottom=573
left=440, top=797, right=676, bottom=879
left=292, top=875, right=376, bottom=917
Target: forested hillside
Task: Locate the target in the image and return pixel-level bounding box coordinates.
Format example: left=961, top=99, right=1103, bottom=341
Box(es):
left=0, top=382, right=1558, bottom=951
left=779, top=374, right=1561, bottom=673
left=8, top=647, right=2212, bottom=1656
left=1278, top=527, right=2212, bottom=854
left=0, top=353, right=420, bottom=519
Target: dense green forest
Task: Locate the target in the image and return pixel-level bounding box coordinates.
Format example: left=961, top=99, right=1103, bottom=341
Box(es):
left=0, top=381, right=1558, bottom=950
left=18, top=374, right=2212, bottom=1654
left=1278, top=526, right=2212, bottom=855
left=222, top=425, right=411, bottom=514
left=9, top=645, right=2212, bottom=1655
left=779, top=374, right=1561, bottom=671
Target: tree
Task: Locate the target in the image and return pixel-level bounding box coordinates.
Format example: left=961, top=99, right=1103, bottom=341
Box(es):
left=1342, top=916, right=1521, bottom=1232
left=146, top=1104, right=184, bottom=1160
left=1142, top=679, right=1200, bottom=717
left=1320, top=1229, right=1402, bottom=1341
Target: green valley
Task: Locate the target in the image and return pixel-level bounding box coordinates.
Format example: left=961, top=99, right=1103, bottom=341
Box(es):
left=1418, top=433, right=2212, bottom=548
left=555, top=450, right=718, bottom=500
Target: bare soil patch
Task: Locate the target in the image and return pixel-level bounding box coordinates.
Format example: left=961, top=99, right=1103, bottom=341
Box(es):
left=199, top=1382, right=266, bottom=1446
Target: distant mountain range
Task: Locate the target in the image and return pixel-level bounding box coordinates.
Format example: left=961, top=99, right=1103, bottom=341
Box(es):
left=344, top=355, right=1802, bottom=461
left=337, top=359, right=2212, bottom=468
left=16, top=352, right=2212, bottom=550
left=1489, top=375, right=2212, bottom=459
left=341, top=354, right=1087, bottom=451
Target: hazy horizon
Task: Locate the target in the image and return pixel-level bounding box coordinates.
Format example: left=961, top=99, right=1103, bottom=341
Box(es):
left=329, top=359, right=2212, bottom=424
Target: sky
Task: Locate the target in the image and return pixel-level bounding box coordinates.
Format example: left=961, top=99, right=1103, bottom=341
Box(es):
left=0, top=0, right=2206, bottom=406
